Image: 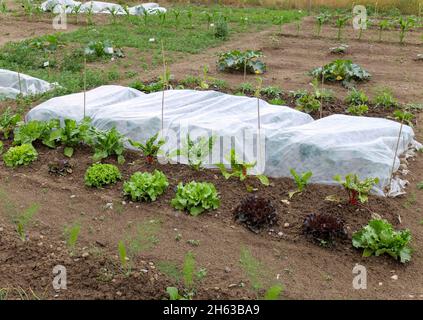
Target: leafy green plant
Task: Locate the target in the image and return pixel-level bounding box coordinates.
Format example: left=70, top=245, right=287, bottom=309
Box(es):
left=13, top=119, right=60, bottom=147
left=347, top=104, right=369, bottom=116
left=217, top=50, right=266, bottom=75
left=260, top=86, right=282, bottom=99
left=353, top=219, right=412, bottom=263
left=166, top=251, right=207, bottom=300
left=217, top=149, right=269, bottom=186
left=171, top=181, right=220, bottom=216
left=237, top=82, right=254, bottom=95
left=269, top=98, right=286, bottom=105
left=398, top=16, right=415, bottom=44
left=0, top=108, right=21, bottom=139
left=378, top=20, right=390, bottom=41
left=393, top=109, right=414, bottom=126
left=15, top=203, right=39, bottom=241
left=129, top=133, right=165, bottom=164
left=289, top=169, right=312, bottom=198
left=48, top=118, right=91, bottom=157
left=214, top=16, right=229, bottom=39
left=0, top=141, right=3, bottom=155
left=175, top=134, right=215, bottom=171
left=315, top=12, right=331, bottom=37
left=240, top=247, right=283, bottom=300
left=345, top=88, right=369, bottom=106
left=64, top=222, right=81, bottom=254
left=334, top=174, right=379, bottom=205
left=118, top=240, right=130, bottom=274
left=3, top=144, right=38, bottom=167
left=335, top=15, right=349, bottom=40
left=374, top=88, right=398, bottom=108
left=84, top=163, right=122, bottom=188
left=123, top=170, right=169, bottom=202
left=86, top=127, right=125, bottom=164
left=295, top=93, right=321, bottom=113
left=310, top=60, right=371, bottom=88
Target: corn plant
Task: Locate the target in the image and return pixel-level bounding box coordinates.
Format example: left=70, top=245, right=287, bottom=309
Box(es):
left=86, top=4, right=95, bottom=25
left=158, top=11, right=166, bottom=26
left=273, top=16, right=287, bottom=33
left=142, top=10, right=149, bottom=26
left=186, top=7, right=193, bottom=27
left=315, top=12, right=330, bottom=37
left=172, top=9, right=181, bottom=28
left=378, top=20, right=390, bottom=42
left=107, top=7, right=119, bottom=24
left=217, top=149, right=269, bottom=186
left=204, top=11, right=213, bottom=29
left=335, top=15, right=349, bottom=41
left=71, top=3, right=82, bottom=24
left=398, top=17, right=415, bottom=44
left=289, top=169, right=312, bottom=198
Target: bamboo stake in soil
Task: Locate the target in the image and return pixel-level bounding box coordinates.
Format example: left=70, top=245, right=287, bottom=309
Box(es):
left=388, top=121, right=404, bottom=193
left=161, top=40, right=167, bottom=133
left=83, top=56, right=87, bottom=119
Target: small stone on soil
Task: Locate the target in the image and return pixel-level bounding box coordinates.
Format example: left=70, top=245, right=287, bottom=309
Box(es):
left=284, top=223, right=290, bottom=228
left=391, top=275, right=398, bottom=281
left=224, top=267, right=231, bottom=273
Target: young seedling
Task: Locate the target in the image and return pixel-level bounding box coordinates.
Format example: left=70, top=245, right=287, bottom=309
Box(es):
left=289, top=169, right=312, bottom=198
left=334, top=174, right=379, bottom=205
left=71, top=3, right=82, bottom=24
left=335, top=15, right=349, bottom=41
left=129, top=132, right=165, bottom=164
left=175, top=134, right=215, bottom=171
left=166, top=251, right=207, bottom=300
left=239, top=247, right=283, bottom=300
left=106, top=7, right=119, bottom=25
left=217, top=149, right=269, bottom=186
left=15, top=203, right=40, bottom=242
left=64, top=222, right=81, bottom=255
left=199, top=65, right=210, bottom=89
left=398, top=17, right=415, bottom=44
left=118, top=240, right=131, bottom=275
left=315, top=12, right=330, bottom=37
left=172, top=9, right=181, bottom=28
left=378, top=20, right=390, bottom=42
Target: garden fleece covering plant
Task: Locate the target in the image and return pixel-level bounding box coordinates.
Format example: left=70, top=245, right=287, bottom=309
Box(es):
left=352, top=219, right=412, bottom=263
left=217, top=50, right=266, bottom=75
left=171, top=181, right=220, bottom=216
left=84, top=163, right=122, bottom=188
left=310, top=59, right=371, bottom=88
left=123, top=170, right=169, bottom=202
left=3, top=143, right=38, bottom=167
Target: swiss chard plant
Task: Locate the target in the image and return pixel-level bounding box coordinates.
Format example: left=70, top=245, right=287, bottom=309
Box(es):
left=393, top=109, right=415, bottom=126
left=48, top=118, right=92, bottom=157
left=13, top=119, right=60, bottom=147
left=217, top=50, right=266, bottom=75
left=334, top=174, right=379, bottom=205
left=86, top=127, right=125, bottom=164
left=3, top=143, right=38, bottom=167
left=84, top=163, right=122, bottom=188
left=217, top=149, right=269, bottom=186
left=346, top=104, right=369, bottom=116
left=129, top=132, right=165, bottom=164
left=171, top=181, right=220, bottom=216
left=310, top=60, right=371, bottom=88
left=352, top=219, right=412, bottom=263
left=289, top=169, right=312, bottom=198
left=123, top=170, right=169, bottom=202
left=0, top=108, right=21, bottom=139
left=175, top=134, right=215, bottom=171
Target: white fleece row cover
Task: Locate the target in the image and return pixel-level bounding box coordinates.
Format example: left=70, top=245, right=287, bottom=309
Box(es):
left=41, top=1, right=166, bottom=15
left=26, top=85, right=417, bottom=195
left=0, top=69, right=54, bottom=100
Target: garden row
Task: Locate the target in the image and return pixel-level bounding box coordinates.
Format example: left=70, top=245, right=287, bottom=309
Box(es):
left=0, top=110, right=414, bottom=266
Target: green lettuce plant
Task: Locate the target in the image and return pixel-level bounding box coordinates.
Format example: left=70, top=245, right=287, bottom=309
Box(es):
left=3, top=143, right=38, bottom=167
left=84, top=163, right=122, bottom=188
left=123, top=170, right=169, bottom=202
left=171, top=181, right=220, bottom=216
left=353, top=219, right=412, bottom=263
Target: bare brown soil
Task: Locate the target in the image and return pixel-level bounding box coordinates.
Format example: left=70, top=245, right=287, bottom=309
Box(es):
left=126, top=16, right=423, bottom=104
